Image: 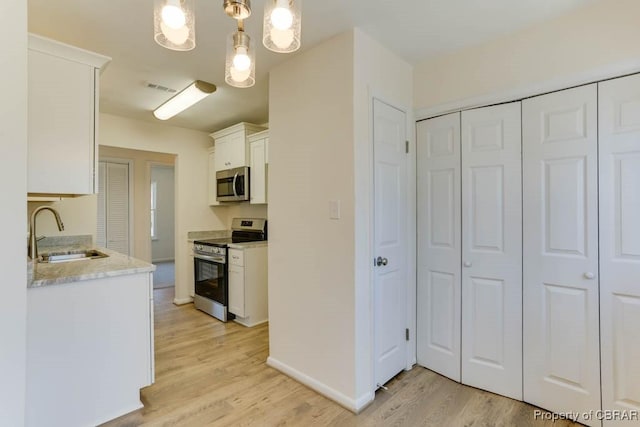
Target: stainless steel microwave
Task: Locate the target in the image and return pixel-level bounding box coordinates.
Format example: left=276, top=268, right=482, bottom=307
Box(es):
left=216, top=166, right=250, bottom=202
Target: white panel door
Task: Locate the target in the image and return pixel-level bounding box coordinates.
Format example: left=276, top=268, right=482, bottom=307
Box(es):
left=599, top=74, right=640, bottom=427
left=417, top=112, right=462, bottom=382
left=523, top=84, right=600, bottom=426
left=373, top=99, right=408, bottom=388
left=461, top=102, right=522, bottom=399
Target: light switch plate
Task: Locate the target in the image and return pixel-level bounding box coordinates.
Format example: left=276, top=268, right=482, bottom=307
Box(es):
left=329, top=200, right=341, bottom=220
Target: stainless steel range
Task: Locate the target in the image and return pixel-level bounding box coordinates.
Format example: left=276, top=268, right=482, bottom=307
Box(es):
left=192, top=218, right=267, bottom=321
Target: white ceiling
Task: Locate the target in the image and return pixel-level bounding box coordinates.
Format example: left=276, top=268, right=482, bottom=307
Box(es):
left=27, top=0, right=598, bottom=133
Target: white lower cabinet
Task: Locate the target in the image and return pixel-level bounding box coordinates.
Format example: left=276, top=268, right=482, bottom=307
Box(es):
left=418, top=74, right=640, bottom=426
left=228, top=246, right=268, bottom=327
left=26, top=272, right=154, bottom=427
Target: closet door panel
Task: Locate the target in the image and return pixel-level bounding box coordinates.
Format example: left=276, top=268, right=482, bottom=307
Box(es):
left=599, top=74, right=640, bottom=426
left=461, top=102, right=522, bottom=400
left=417, top=112, right=462, bottom=381
left=523, top=84, right=600, bottom=427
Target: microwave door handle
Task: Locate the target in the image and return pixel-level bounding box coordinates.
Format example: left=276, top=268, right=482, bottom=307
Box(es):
left=232, top=173, right=239, bottom=197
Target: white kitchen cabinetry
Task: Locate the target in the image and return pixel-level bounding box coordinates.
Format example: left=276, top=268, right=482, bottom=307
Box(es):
left=27, top=34, right=110, bottom=195
left=26, top=272, right=154, bottom=427
left=210, top=122, right=265, bottom=171
left=228, top=246, right=268, bottom=327
left=249, top=130, right=269, bottom=204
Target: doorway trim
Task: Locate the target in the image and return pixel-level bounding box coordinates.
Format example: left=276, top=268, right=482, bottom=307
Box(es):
left=147, top=161, right=176, bottom=266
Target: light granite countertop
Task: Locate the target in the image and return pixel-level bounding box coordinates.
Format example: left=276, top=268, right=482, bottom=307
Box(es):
left=227, top=241, right=268, bottom=249
left=187, top=230, right=231, bottom=242
left=29, top=245, right=155, bottom=289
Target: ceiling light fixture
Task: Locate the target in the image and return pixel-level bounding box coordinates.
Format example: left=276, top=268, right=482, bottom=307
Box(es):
left=153, top=0, right=196, bottom=51
left=153, top=80, right=217, bottom=120
left=263, top=0, right=301, bottom=53
left=153, top=0, right=302, bottom=89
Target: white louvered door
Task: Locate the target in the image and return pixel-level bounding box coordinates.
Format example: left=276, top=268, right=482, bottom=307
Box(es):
left=96, top=161, right=130, bottom=255
left=599, top=74, right=640, bottom=427
left=417, top=112, right=462, bottom=382
left=461, top=102, right=523, bottom=400
left=522, top=84, right=601, bottom=426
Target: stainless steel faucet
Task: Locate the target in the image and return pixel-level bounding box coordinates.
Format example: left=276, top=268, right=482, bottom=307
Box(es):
left=29, top=206, right=65, bottom=260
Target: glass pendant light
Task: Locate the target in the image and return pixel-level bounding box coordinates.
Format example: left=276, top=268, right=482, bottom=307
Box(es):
left=262, top=0, right=301, bottom=53
left=225, top=29, right=255, bottom=88
left=154, top=0, right=196, bottom=51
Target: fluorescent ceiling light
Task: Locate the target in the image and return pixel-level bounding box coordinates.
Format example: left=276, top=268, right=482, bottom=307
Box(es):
left=153, top=80, right=217, bottom=120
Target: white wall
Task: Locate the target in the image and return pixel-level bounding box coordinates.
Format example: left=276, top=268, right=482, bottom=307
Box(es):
left=414, top=0, right=640, bottom=112
left=28, top=195, right=98, bottom=242
left=352, top=29, right=414, bottom=404
left=268, top=28, right=414, bottom=411
left=0, top=0, right=27, bottom=424
left=268, top=31, right=357, bottom=406
left=100, top=113, right=226, bottom=303
left=151, top=165, right=175, bottom=262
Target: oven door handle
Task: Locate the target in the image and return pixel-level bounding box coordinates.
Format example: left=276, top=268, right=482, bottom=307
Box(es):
left=232, top=173, right=239, bottom=197
left=194, top=253, right=226, bottom=264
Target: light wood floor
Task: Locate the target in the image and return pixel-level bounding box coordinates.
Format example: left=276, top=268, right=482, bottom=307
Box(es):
left=103, top=288, right=578, bottom=427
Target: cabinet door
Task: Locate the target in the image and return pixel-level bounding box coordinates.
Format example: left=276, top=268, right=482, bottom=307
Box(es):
left=215, top=132, right=246, bottom=170
left=250, top=139, right=267, bottom=204
left=228, top=264, right=245, bottom=317
left=461, top=102, right=522, bottom=400
left=28, top=50, right=95, bottom=194
left=599, top=74, right=640, bottom=426
left=523, top=84, right=601, bottom=426
left=416, top=112, right=462, bottom=382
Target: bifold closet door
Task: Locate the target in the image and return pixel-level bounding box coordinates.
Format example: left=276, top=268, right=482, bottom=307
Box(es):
left=417, top=112, right=462, bottom=381
left=599, top=74, right=640, bottom=426
left=461, top=103, right=522, bottom=400
left=523, top=84, right=601, bottom=426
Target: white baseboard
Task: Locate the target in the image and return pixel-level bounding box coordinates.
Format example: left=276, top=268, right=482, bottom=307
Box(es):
left=173, top=297, right=193, bottom=305
left=266, top=356, right=374, bottom=413
left=233, top=317, right=268, bottom=328
left=152, top=258, right=175, bottom=263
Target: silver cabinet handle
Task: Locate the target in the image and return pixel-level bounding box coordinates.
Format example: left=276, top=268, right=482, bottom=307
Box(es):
left=584, top=272, right=595, bottom=280
left=376, top=257, right=388, bottom=267
left=464, top=261, right=472, bottom=268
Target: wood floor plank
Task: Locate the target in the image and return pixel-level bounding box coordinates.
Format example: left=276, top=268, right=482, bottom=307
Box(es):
left=102, top=288, right=580, bottom=427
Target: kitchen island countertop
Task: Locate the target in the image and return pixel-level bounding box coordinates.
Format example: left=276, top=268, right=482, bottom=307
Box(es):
left=29, top=246, right=155, bottom=288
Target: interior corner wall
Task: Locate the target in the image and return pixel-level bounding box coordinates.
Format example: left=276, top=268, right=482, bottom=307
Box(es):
left=267, top=31, right=357, bottom=407
left=99, top=113, right=226, bottom=303
left=352, top=28, right=415, bottom=405
left=413, top=0, right=640, bottom=111
left=0, top=0, right=27, bottom=424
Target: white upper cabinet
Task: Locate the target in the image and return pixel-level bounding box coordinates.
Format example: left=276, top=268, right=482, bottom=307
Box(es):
left=249, top=130, right=268, bottom=205
left=27, top=34, right=110, bottom=195
left=209, top=122, right=265, bottom=171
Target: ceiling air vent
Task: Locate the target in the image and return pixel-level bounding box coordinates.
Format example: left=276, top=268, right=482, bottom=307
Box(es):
left=145, top=82, right=177, bottom=93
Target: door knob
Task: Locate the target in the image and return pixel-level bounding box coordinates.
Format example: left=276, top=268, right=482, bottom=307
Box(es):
left=376, top=257, right=388, bottom=267
left=463, top=261, right=472, bottom=268
left=584, top=272, right=595, bottom=280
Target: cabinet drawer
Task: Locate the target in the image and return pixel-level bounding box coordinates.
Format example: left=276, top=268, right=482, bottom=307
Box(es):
left=229, top=249, right=244, bottom=266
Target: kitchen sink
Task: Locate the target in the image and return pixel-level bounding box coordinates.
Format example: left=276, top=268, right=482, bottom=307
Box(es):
left=40, top=249, right=109, bottom=264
